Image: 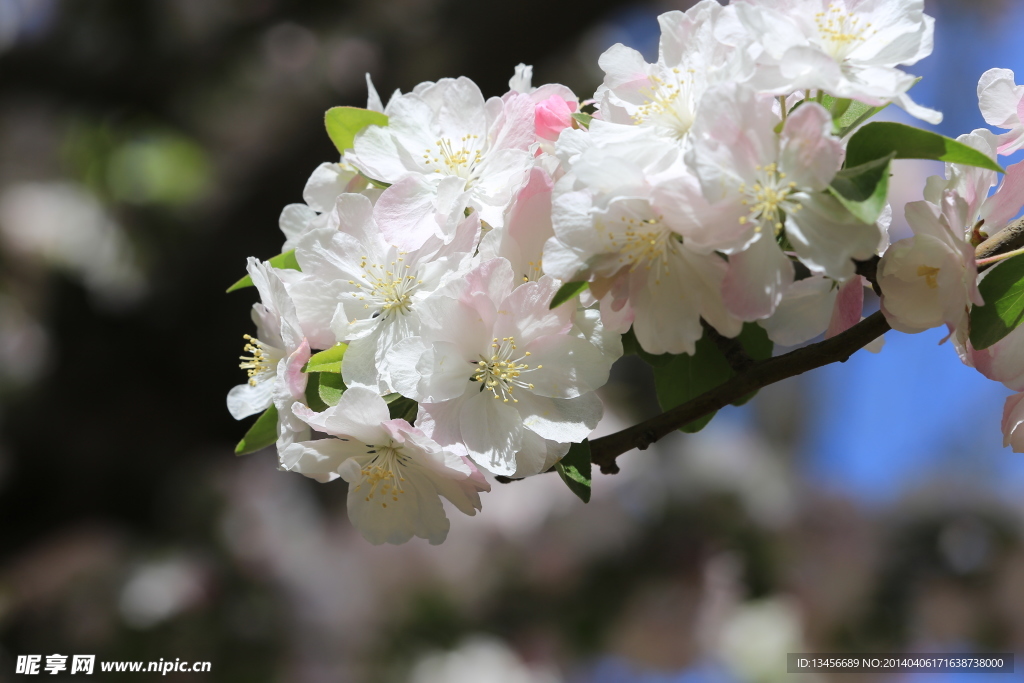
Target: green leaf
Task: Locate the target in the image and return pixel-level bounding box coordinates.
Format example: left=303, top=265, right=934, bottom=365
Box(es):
left=226, top=250, right=301, bottom=293
left=549, top=281, right=588, bottom=309
left=555, top=440, right=592, bottom=503
left=835, top=101, right=889, bottom=138
left=324, top=106, right=388, bottom=154
left=302, top=343, right=348, bottom=373
left=304, top=373, right=330, bottom=412
left=654, top=336, right=732, bottom=432
left=845, top=122, right=1003, bottom=172
left=235, top=405, right=278, bottom=455
left=648, top=323, right=773, bottom=432
left=819, top=93, right=889, bottom=137
left=318, top=372, right=347, bottom=406
left=828, top=152, right=894, bottom=224
left=729, top=324, right=773, bottom=406
left=571, top=112, right=593, bottom=129
left=388, top=396, right=418, bottom=423
left=970, top=254, right=1024, bottom=349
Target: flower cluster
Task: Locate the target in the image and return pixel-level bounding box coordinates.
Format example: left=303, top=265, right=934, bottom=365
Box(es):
left=228, top=0, right=1024, bottom=545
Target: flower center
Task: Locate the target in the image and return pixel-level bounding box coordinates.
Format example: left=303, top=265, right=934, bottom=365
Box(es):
left=738, top=163, right=801, bottom=235
left=470, top=336, right=540, bottom=403
left=347, top=254, right=422, bottom=320
left=522, top=259, right=543, bottom=283
left=238, top=334, right=279, bottom=386
left=355, top=442, right=408, bottom=508
left=608, top=214, right=678, bottom=284
left=917, top=265, right=940, bottom=289
left=422, top=135, right=483, bottom=182
left=633, top=69, right=697, bottom=139
left=815, top=4, right=874, bottom=62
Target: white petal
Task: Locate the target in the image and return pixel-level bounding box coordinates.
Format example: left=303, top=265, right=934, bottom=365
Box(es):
left=227, top=380, right=275, bottom=420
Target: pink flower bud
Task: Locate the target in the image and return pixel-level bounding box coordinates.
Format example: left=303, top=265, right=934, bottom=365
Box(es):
left=534, top=95, right=576, bottom=141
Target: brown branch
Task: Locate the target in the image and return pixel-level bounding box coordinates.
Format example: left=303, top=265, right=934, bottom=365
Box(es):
left=701, top=319, right=754, bottom=373
left=589, top=218, right=1024, bottom=475
left=590, top=312, right=891, bottom=474
left=579, top=215, right=1024, bottom=477
left=976, top=217, right=1024, bottom=263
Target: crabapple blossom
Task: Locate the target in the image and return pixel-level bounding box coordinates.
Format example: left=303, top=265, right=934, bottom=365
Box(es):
left=227, top=3, right=1024, bottom=545
left=686, top=84, right=880, bottom=319
left=286, top=192, right=479, bottom=391
left=281, top=387, right=489, bottom=545
left=596, top=0, right=750, bottom=142
left=545, top=167, right=742, bottom=355
left=227, top=258, right=311, bottom=450
left=345, top=77, right=535, bottom=247
left=278, top=162, right=369, bottom=252
left=389, top=260, right=611, bottom=476
left=877, top=193, right=983, bottom=334
left=727, top=0, right=941, bottom=123
left=923, top=130, right=1024, bottom=241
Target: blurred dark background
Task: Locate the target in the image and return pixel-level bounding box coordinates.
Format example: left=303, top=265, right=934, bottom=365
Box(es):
left=2, top=1, right=1024, bottom=681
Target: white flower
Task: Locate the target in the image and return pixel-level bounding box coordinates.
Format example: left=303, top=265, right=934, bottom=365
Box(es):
left=978, top=68, right=1024, bottom=156
left=545, top=181, right=741, bottom=355
left=226, top=258, right=311, bottom=450
left=924, top=129, right=1024, bottom=240
left=728, top=0, right=941, bottom=123
left=877, top=192, right=982, bottom=334
left=281, top=387, right=489, bottom=545
left=345, top=77, right=535, bottom=248
left=389, top=260, right=610, bottom=476
left=279, top=162, right=372, bottom=252
left=286, top=192, right=479, bottom=392
left=596, top=0, right=750, bottom=142
left=686, top=84, right=880, bottom=319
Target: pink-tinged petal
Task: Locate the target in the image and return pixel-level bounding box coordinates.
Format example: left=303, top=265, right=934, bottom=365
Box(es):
left=458, top=258, right=515, bottom=312
left=969, top=325, right=1024, bottom=392
left=416, top=398, right=467, bottom=450
left=598, top=292, right=634, bottom=334
left=293, top=387, right=389, bottom=444
left=825, top=276, right=865, bottom=339
left=597, top=43, right=650, bottom=91
left=780, top=103, right=842, bottom=191
left=981, top=160, right=1024, bottom=231
left=493, top=277, right=572, bottom=345
left=280, top=339, right=310, bottom=400
left=722, top=232, right=795, bottom=320
left=1002, top=392, right=1024, bottom=452
left=491, top=91, right=536, bottom=151
left=373, top=176, right=452, bottom=251
left=459, top=393, right=524, bottom=476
